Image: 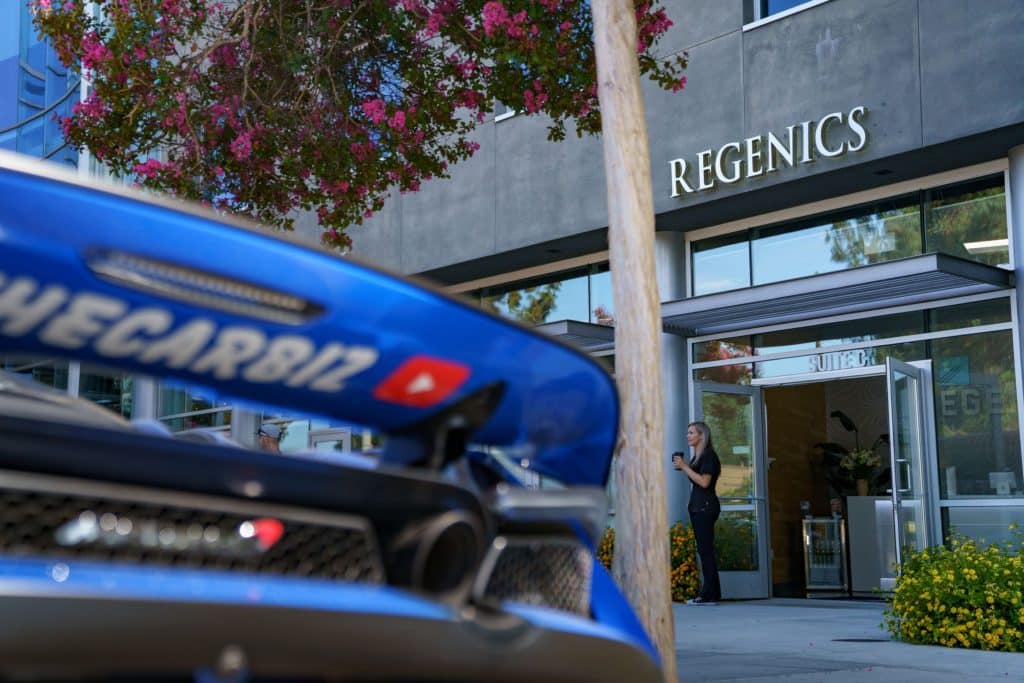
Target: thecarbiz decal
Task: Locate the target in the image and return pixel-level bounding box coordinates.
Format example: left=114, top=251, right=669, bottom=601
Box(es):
left=0, top=272, right=378, bottom=392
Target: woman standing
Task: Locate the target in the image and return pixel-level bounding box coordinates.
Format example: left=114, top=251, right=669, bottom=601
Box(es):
left=672, top=421, right=722, bottom=605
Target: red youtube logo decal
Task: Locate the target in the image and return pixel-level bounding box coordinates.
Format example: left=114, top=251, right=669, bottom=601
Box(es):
left=372, top=355, right=471, bottom=408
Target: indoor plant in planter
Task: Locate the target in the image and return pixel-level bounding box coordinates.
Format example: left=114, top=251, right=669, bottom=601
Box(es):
left=815, top=410, right=889, bottom=497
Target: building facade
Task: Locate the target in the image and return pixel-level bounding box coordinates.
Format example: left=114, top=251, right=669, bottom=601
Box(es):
left=348, top=0, right=1024, bottom=599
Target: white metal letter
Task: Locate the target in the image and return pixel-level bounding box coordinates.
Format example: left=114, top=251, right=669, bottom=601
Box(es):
left=714, top=142, right=743, bottom=184
left=847, top=105, right=868, bottom=152
left=814, top=111, right=845, bottom=158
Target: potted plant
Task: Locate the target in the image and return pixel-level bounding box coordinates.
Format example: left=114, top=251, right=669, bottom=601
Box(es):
left=840, top=448, right=882, bottom=496
left=814, top=410, right=889, bottom=497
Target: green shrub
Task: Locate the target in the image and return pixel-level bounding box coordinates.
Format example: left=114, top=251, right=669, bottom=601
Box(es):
left=598, top=521, right=700, bottom=602
left=714, top=515, right=757, bottom=571
left=884, top=527, right=1024, bottom=651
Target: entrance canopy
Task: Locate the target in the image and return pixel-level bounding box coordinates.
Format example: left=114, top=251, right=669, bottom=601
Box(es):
left=536, top=320, right=615, bottom=353
left=663, top=254, right=1014, bottom=337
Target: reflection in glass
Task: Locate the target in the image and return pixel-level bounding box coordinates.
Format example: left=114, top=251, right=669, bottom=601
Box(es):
left=941, top=506, right=1024, bottom=547
left=692, top=232, right=750, bottom=296
left=926, top=176, right=1008, bottom=268
left=79, top=366, right=132, bottom=417
left=715, top=510, right=759, bottom=571
left=754, top=342, right=926, bottom=380
left=700, top=391, right=754, bottom=499
left=589, top=268, right=615, bottom=325
left=694, top=312, right=926, bottom=365
left=483, top=271, right=588, bottom=325
left=478, top=266, right=615, bottom=326
left=762, top=0, right=809, bottom=17
left=752, top=200, right=920, bottom=285
left=159, top=384, right=232, bottom=432
left=933, top=331, right=1022, bottom=499
left=694, top=364, right=753, bottom=385
left=693, top=337, right=753, bottom=364
left=0, top=357, right=69, bottom=390
left=929, top=297, right=1011, bottom=332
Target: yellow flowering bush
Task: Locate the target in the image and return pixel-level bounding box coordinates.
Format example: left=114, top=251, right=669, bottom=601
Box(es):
left=597, top=522, right=701, bottom=602
left=884, top=527, right=1024, bottom=652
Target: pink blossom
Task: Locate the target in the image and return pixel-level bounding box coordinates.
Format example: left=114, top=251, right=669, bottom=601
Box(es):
left=671, top=76, right=688, bottom=92
left=72, top=93, right=106, bottom=119
left=425, top=10, right=446, bottom=36
left=361, top=98, right=387, bottom=124
left=132, top=158, right=166, bottom=179
left=482, top=2, right=509, bottom=37
left=80, top=32, right=111, bottom=70
left=388, top=110, right=406, bottom=131
left=230, top=130, right=253, bottom=160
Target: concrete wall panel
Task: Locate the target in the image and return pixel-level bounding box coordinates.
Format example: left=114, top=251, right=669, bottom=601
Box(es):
left=649, top=31, right=746, bottom=216
left=920, top=0, right=1024, bottom=144
left=493, top=112, right=608, bottom=253
left=655, top=0, right=745, bottom=56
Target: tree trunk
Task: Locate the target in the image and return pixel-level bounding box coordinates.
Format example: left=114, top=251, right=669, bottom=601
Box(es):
left=590, top=1, right=675, bottom=681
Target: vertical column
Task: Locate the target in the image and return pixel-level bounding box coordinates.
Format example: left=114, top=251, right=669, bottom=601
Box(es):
left=655, top=230, right=691, bottom=526
left=231, top=409, right=260, bottom=449
left=130, top=377, right=159, bottom=420
left=66, top=361, right=81, bottom=398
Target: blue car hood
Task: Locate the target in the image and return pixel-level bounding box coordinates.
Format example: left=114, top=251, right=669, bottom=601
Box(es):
left=0, top=152, right=618, bottom=486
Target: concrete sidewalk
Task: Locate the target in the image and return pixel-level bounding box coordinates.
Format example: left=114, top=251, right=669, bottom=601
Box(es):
left=673, top=599, right=1024, bottom=682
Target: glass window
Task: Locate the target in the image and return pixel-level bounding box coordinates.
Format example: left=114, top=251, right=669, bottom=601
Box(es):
left=925, top=176, right=1008, bottom=268
left=159, top=383, right=232, bottom=432
left=589, top=267, right=615, bottom=325
left=715, top=510, right=759, bottom=571
left=480, top=266, right=615, bottom=326
left=752, top=198, right=920, bottom=285
left=693, top=337, right=754, bottom=364
left=754, top=341, right=926, bottom=380
left=1, top=357, right=69, bottom=390
left=79, top=366, right=132, bottom=417
left=760, top=0, right=812, bottom=17
left=692, top=232, right=750, bottom=296
left=18, top=117, right=44, bottom=157
left=932, top=331, right=1022, bottom=499
left=941, top=506, right=1024, bottom=547
left=929, top=297, right=1011, bottom=332
left=690, top=174, right=1007, bottom=299
left=694, top=363, right=753, bottom=385
left=702, top=393, right=756, bottom=500
left=694, top=311, right=925, bottom=363
left=484, top=271, right=588, bottom=324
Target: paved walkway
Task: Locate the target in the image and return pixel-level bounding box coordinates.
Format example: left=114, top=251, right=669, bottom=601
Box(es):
left=673, top=599, right=1024, bottom=682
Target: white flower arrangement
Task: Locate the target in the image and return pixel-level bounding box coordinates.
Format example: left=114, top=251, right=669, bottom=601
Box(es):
left=840, top=448, right=881, bottom=479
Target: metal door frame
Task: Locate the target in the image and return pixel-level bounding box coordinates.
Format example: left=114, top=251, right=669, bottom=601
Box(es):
left=692, top=380, right=771, bottom=599
left=885, top=358, right=940, bottom=568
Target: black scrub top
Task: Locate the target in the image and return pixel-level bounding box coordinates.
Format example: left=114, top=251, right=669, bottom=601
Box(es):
left=687, top=446, right=721, bottom=514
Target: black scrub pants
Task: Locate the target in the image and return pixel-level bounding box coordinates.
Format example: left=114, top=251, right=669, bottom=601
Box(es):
left=690, top=506, right=721, bottom=601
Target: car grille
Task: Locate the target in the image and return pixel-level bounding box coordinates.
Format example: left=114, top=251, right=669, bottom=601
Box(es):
left=0, top=471, right=385, bottom=583
left=476, top=537, right=592, bottom=616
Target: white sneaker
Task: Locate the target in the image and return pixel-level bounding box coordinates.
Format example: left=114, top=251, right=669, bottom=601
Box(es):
left=686, top=597, right=718, bottom=605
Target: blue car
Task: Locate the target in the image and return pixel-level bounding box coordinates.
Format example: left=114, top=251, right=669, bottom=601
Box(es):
left=0, top=151, right=660, bottom=682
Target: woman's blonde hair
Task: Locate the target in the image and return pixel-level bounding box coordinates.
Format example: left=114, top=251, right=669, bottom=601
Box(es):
left=688, top=421, right=713, bottom=461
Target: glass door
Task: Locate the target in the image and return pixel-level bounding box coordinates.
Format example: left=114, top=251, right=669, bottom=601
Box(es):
left=884, top=358, right=935, bottom=583
left=694, top=381, right=770, bottom=599
left=309, top=427, right=352, bottom=453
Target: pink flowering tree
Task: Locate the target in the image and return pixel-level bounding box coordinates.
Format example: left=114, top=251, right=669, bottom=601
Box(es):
left=32, top=0, right=686, bottom=249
